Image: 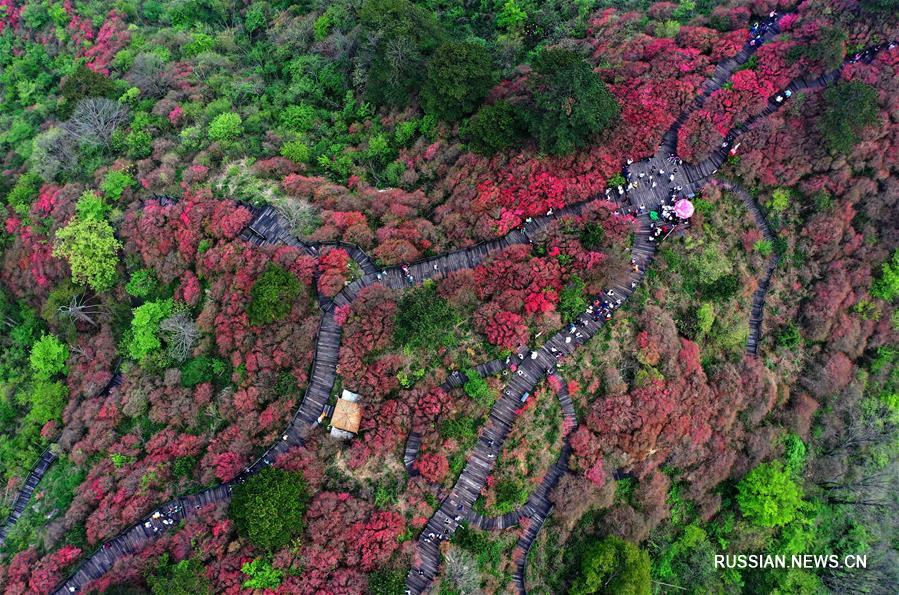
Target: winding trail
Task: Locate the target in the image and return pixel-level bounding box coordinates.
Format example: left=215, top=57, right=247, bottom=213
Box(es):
left=717, top=180, right=781, bottom=355
left=47, top=20, right=896, bottom=594
left=0, top=449, right=57, bottom=547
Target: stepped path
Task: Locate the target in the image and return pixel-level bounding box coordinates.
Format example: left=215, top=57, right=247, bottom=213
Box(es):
left=0, top=449, right=57, bottom=547
left=51, top=19, right=896, bottom=593
left=717, top=181, right=781, bottom=355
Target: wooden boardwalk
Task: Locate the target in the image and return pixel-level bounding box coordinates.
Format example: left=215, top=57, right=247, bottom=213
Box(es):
left=0, top=449, right=57, bottom=546
left=718, top=181, right=781, bottom=356
left=52, top=26, right=896, bottom=595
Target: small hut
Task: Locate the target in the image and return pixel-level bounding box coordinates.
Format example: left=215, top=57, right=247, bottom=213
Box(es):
left=330, top=389, right=362, bottom=439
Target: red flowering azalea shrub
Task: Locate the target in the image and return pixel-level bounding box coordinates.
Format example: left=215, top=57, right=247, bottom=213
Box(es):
left=414, top=452, right=449, bottom=483
left=317, top=247, right=351, bottom=297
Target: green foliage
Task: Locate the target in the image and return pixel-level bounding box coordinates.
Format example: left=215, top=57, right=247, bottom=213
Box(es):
left=783, top=434, right=807, bottom=474
left=359, top=0, right=443, bottom=107
left=247, top=264, right=302, bottom=326
left=655, top=19, right=681, bottom=38
left=871, top=249, right=899, bottom=301
left=422, top=40, right=495, bottom=122
left=281, top=104, right=316, bottom=132
left=754, top=239, right=773, bottom=257
left=579, top=222, right=605, bottom=251
left=496, top=0, right=527, bottom=31
left=368, top=568, right=407, bottom=595
left=183, top=33, right=215, bottom=57
left=127, top=299, right=173, bottom=361
left=208, top=112, right=244, bottom=141
left=559, top=275, right=587, bottom=323
left=526, top=48, right=620, bottom=155
left=787, top=27, right=846, bottom=70
left=571, top=536, right=651, bottom=595
left=394, top=282, right=458, bottom=351
left=695, top=302, right=715, bottom=336
left=860, top=0, right=898, bottom=10
left=230, top=467, right=310, bottom=551
left=777, top=322, right=802, bottom=349
left=241, top=559, right=283, bottom=589
left=819, top=80, right=879, bottom=153
left=280, top=140, right=310, bottom=163
left=75, top=191, right=111, bottom=221
left=21, top=380, right=67, bottom=428
left=769, top=187, right=791, bottom=213
left=29, top=334, right=68, bottom=380
left=100, top=170, right=135, bottom=200
left=147, top=555, right=211, bottom=595
left=461, top=100, right=526, bottom=154
left=53, top=215, right=122, bottom=292
left=463, top=369, right=495, bottom=408
left=59, top=65, right=117, bottom=119
left=125, top=269, right=159, bottom=298
left=737, top=461, right=806, bottom=528
left=440, top=414, right=480, bottom=441
left=4, top=172, right=41, bottom=216
left=180, top=356, right=228, bottom=387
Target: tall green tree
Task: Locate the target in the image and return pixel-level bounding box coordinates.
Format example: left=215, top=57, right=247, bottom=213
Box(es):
left=571, top=536, right=651, bottom=595
left=526, top=48, right=619, bottom=155
left=818, top=80, right=879, bottom=153
left=52, top=215, right=122, bottom=292
left=230, top=468, right=310, bottom=551
left=29, top=334, right=69, bottom=379
left=421, top=40, right=495, bottom=122
left=736, top=461, right=806, bottom=528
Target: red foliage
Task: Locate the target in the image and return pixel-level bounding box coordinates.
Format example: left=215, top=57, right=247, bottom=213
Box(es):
left=414, top=452, right=449, bottom=483
left=317, top=247, right=351, bottom=297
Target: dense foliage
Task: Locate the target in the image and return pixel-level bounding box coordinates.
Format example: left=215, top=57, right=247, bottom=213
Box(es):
left=0, top=0, right=895, bottom=593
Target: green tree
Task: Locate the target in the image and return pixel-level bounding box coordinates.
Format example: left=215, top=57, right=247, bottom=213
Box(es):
left=737, top=461, right=806, bottom=528
left=359, top=0, right=443, bottom=107
left=421, top=40, right=495, bottom=122
left=208, top=112, right=243, bottom=141
left=53, top=215, right=122, bottom=292
left=125, top=268, right=159, bottom=298
left=526, top=48, right=620, bottom=155
left=368, top=568, right=407, bottom=595
left=579, top=222, right=605, bottom=251
left=559, top=275, right=587, bottom=323
left=818, top=80, right=879, bottom=153
left=29, top=334, right=69, bottom=379
left=787, top=27, right=846, bottom=70
left=247, top=264, right=302, bottom=326
left=871, top=249, right=899, bottom=301
left=394, top=282, right=458, bottom=351
left=461, top=100, right=526, bottom=154
left=100, top=170, right=135, bottom=200
left=230, top=467, right=310, bottom=551
left=571, top=536, right=651, bottom=595
left=147, top=555, right=211, bottom=595
left=463, top=369, right=495, bottom=408
left=22, top=380, right=67, bottom=428
left=241, top=559, right=283, bottom=589
left=127, top=299, right=173, bottom=361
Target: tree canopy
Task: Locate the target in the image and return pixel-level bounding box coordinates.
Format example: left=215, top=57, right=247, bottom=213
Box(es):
left=570, top=536, right=651, bottom=595
left=247, top=264, right=303, bottom=326
left=737, top=461, right=806, bottom=528
left=230, top=467, right=310, bottom=551
left=422, top=40, right=495, bottom=122
left=526, top=48, right=620, bottom=155
left=818, top=80, right=879, bottom=153
left=52, top=215, right=121, bottom=292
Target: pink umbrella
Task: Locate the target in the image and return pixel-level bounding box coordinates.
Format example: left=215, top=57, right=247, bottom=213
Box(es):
left=674, top=199, right=694, bottom=219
